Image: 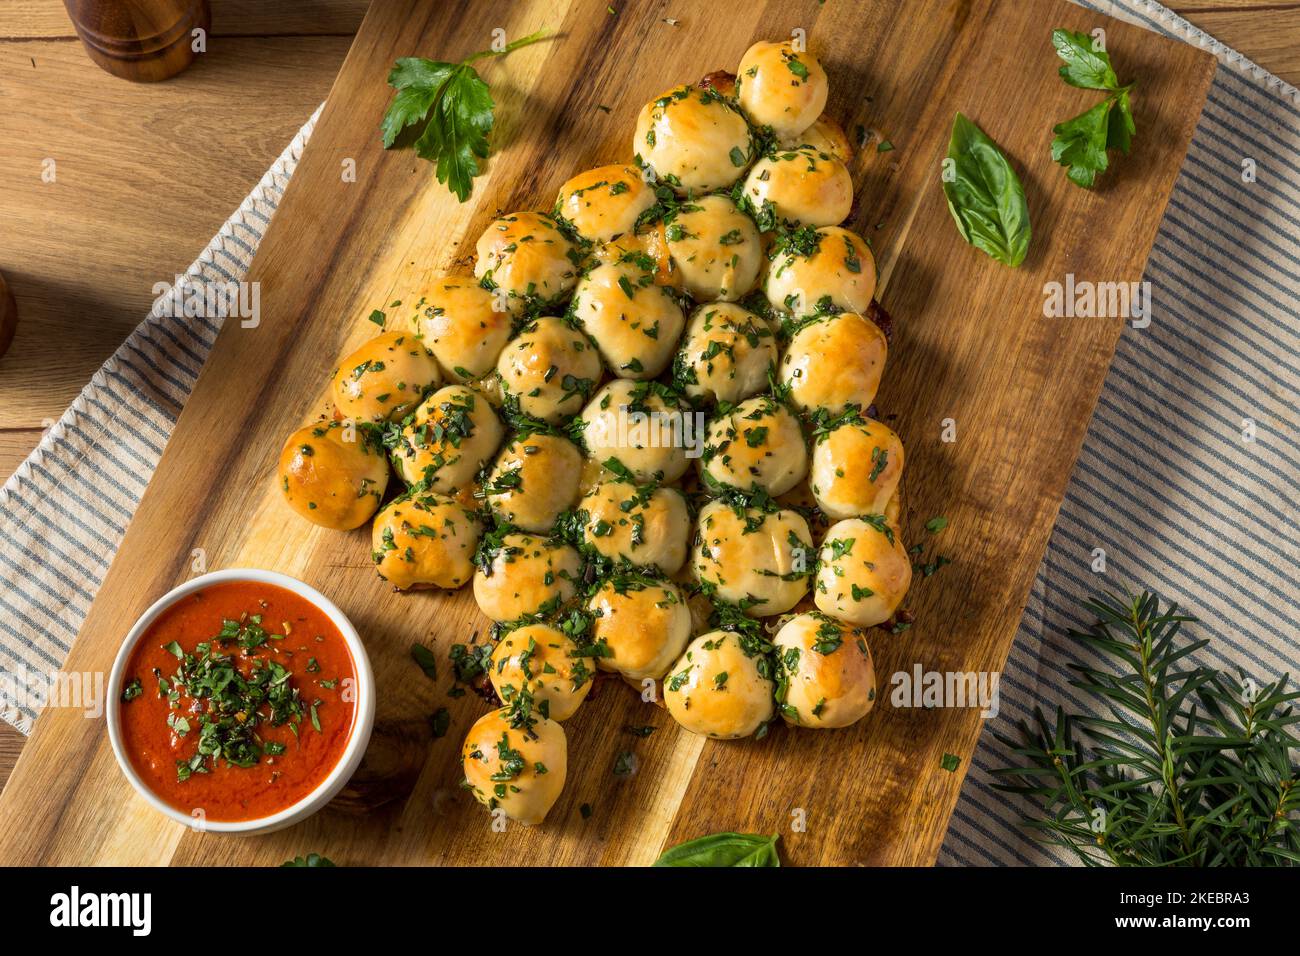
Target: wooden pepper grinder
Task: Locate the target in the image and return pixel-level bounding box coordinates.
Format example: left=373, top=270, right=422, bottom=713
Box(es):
left=63, top=0, right=211, bottom=83
left=0, top=270, right=16, bottom=362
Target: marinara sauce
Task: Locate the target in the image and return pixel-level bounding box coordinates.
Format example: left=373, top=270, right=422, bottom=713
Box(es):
left=118, top=580, right=357, bottom=822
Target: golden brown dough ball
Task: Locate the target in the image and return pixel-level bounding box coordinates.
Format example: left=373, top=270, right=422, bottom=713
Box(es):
left=278, top=421, right=388, bottom=530
left=736, top=40, right=828, bottom=141
left=765, top=225, right=876, bottom=316
left=555, top=164, right=657, bottom=243
left=483, top=432, right=583, bottom=533
left=700, top=395, right=807, bottom=496
left=664, top=194, right=763, bottom=301
left=578, top=379, right=692, bottom=484
left=673, top=302, right=777, bottom=405
left=588, top=574, right=692, bottom=681
left=496, top=317, right=603, bottom=424
left=810, top=417, right=903, bottom=518
left=489, top=623, right=594, bottom=722
left=411, top=277, right=513, bottom=383
left=462, top=708, right=567, bottom=826
left=633, top=85, right=753, bottom=194
left=783, top=114, right=853, bottom=162
left=692, top=500, right=812, bottom=616
left=780, top=312, right=888, bottom=415
left=371, top=492, right=481, bottom=590
left=773, top=612, right=876, bottom=728
left=474, top=212, right=580, bottom=314
left=579, top=479, right=690, bottom=574
left=570, top=261, right=684, bottom=379
left=389, top=384, right=504, bottom=493
left=330, top=331, right=440, bottom=424
left=664, top=630, right=775, bottom=739
left=814, top=516, right=912, bottom=627
left=473, top=532, right=581, bottom=622
left=741, top=147, right=852, bottom=229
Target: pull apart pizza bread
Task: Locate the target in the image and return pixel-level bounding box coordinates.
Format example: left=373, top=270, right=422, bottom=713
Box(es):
left=277, top=38, right=915, bottom=826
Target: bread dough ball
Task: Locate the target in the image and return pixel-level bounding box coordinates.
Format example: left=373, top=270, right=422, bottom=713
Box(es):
left=278, top=421, right=388, bottom=530
left=489, top=623, right=594, bottom=722
left=736, top=40, right=828, bottom=141
left=555, top=164, right=657, bottom=243
left=570, top=261, right=684, bottom=378
left=692, top=500, right=812, bottom=616
left=783, top=114, right=853, bottom=162
left=741, top=147, right=852, bottom=229
left=474, top=212, right=579, bottom=313
left=814, top=516, right=912, bottom=626
left=389, top=384, right=504, bottom=492
left=462, top=708, right=567, bottom=825
left=330, top=331, right=440, bottom=424
left=773, top=612, right=876, bottom=728
left=781, top=311, right=888, bottom=416
left=810, top=417, right=903, bottom=518
left=664, top=194, right=762, bottom=301
left=412, top=276, right=513, bottom=383
left=633, top=85, right=753, bottom=194
left=700, top=395, right=807, bottom=496
left=371, top=492, right=481, bottom=590
left=664, top=630, right=775, bottom=739
left=473, top=533, right=582, bottom=622
left=496, top=317, right=603, bottom=424
left=578, top=380, right=692, bottom=484
left=765, top=225, right=876, bottom=316
left=483, top=432, right=583, bottom=532
left=673, top=302, right=776, bottom=405
left=588, top=574, right=691, bottom=680
left=595, top=226, right=682, bottom=293
left=579, top=480, right=689, bottom=574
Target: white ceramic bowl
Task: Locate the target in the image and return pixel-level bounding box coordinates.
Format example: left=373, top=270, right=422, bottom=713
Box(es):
left=106, top=568, right=375, bottom=835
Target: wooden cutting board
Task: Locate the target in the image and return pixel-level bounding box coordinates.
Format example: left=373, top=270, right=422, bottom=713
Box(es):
left=0, top=0, right=1215, bottom=866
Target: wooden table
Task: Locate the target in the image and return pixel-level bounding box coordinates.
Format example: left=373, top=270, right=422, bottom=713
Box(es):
left=0, top=0, right=1294, bottom=803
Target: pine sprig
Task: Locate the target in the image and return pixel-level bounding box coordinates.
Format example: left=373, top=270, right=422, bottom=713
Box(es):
left=993, top=591, right=1300, bottom=866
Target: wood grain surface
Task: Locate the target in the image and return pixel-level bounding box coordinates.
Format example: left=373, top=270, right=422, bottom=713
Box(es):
left=0, top=0, right=1217, bottom=865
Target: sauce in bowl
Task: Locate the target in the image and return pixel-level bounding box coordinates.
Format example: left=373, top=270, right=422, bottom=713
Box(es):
left=117, top=579, right=358, bottom=823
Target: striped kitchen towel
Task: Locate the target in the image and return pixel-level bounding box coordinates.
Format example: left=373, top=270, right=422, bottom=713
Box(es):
left=0, top=2, right=1296, bottom=869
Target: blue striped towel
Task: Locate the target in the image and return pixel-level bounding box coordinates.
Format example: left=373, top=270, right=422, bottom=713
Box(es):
left=1, top=2, right=1296, bottom=867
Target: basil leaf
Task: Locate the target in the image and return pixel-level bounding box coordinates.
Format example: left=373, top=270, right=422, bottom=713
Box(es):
left=1051, top=29, right=1120, bottom=91
left=942, top=113, right=1030, bottom=268
left=281, top=853, right=336, bottom=867
left=653, top=832, right=781, bottom=867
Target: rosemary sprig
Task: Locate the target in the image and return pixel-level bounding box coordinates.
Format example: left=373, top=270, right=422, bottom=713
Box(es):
left=993, top=591, right=1300, bottom=866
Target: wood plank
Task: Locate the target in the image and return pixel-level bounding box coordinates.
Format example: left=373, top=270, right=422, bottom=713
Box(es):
left=0, top=430, right=44, bottom=480
left=0, top=36, right=351, bottom=431
left=1170, top=8, right=1300, bottom=83
left=0, top=0, right=1216, bottom=866
left=0, top=0, right=369, bottom=38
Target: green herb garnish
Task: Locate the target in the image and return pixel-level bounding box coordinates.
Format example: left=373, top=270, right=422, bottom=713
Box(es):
left=1049, top=29, right=1136, bottom=188
left=942, top=113, right=1030, bottom=268
left=380, top=29, right=550, bottom=202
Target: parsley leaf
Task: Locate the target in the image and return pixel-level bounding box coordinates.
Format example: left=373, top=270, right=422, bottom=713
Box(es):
left=1051, top=29, right=1119, bottom=90
left=380, top=29, right=549, bottom=202
left=1049, top=29, right=1136, bottom=189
